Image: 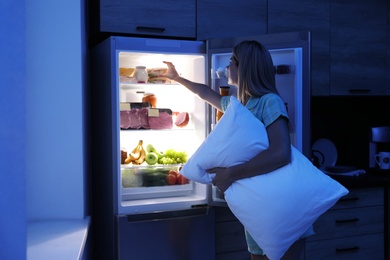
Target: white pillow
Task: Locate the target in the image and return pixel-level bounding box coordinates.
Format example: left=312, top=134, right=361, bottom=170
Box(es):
left=180, top=96, right=348, bottom=260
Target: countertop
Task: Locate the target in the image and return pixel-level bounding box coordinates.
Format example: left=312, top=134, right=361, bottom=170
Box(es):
left=328, top=168, right=390, bottom=189
left=27, top=217, right=90, bottom=260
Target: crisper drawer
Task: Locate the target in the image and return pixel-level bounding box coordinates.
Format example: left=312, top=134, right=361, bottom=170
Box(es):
left=331, top=187, right=384, bottom=210
left=305, top=233, right=384, bottom=260
left=308, top=206, right=384, bottom=241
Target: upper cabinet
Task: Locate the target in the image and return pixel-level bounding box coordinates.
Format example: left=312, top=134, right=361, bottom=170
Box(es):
left=97, top=0, right=196, bottom=39
left=330, top=0, right=388, bottom=96
left=196, top=0, right=267, bottom=40
left=90, top=0, right=390, bottom=96
left=268, top=0, right=331, bottom=96
left=90, top=0, right=266, bottom=43
left=268, top=0, right=390, bottom=96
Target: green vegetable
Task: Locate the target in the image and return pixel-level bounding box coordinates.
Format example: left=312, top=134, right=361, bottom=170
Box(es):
left=122, top=168, right=142, bottom=188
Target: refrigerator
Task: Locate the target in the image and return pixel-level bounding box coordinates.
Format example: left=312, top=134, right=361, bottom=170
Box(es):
left=90, top=31, right=311, bottom=260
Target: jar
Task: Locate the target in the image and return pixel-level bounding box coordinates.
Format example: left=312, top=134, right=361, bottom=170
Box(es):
left=135, top=66, right=148, bottom=83
left=142, top=93, right=157, bottom=108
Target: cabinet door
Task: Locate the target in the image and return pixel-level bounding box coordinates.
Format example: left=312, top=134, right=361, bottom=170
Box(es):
left=305, top=233, right=383, bottom=260
left=196, top=0, right=267, bottom=40
left=215, top=207, right=248, bottom=258
left=268, top=0, right=331, bottom=96
left=308, top=206, right=384, bottom=241
left=332, top=187, right=384, bottom=210
left=99, top=0, right=196, bottom=38
left=330, top=0, right=388, bottom=95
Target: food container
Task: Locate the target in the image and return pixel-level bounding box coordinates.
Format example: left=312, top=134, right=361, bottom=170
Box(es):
left=135, top=66, right=148, bottom=83
left=142, top=93, right=157, bottom=108
left=121, top=164, right=186, bottom=188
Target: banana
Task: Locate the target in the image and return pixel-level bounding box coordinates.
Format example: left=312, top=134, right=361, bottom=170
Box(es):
left=125, top=140, right=146, bottom=165
left=124, top=155, right=134, bottom=164
left=133, top=146, right=146, bottom=165
left=130, top=140, right=143, bottom=160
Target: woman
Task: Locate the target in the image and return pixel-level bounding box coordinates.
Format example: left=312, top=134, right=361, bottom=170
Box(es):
left=162, top=40, right=313, bottom=260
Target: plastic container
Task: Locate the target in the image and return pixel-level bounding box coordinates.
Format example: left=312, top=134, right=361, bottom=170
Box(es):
left=135, top=66, right=148, bottom=83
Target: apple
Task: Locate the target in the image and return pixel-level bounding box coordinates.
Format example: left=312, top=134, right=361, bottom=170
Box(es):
left=145, top=152, right=158, bottom=165
left=157, top=152, right=164, bottom=159
left=146, top=144, right=157, bottom=154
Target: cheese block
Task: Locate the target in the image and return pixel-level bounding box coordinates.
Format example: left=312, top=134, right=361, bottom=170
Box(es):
left=119, top=67, right=135, bottom=77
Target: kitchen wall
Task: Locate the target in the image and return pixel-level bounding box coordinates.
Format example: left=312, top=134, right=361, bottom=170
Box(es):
left=0, top=0, right=26, bottom=259
left=311, top=96, right=390, bottom=168
left=1, top=0, right=88, bottom=258
left=25, top=0, right=87, bottom=221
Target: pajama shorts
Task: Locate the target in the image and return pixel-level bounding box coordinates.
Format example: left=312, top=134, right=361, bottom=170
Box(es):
left=245, top=225, right=315, bottom=255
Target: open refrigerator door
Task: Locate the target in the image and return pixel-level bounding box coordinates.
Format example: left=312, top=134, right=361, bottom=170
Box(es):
left=207, top=31, right=311, bottom=204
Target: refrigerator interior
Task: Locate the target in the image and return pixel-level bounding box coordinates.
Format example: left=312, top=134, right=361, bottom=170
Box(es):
left=210, top=47, right=304, bottom=202
left=117, top=51, right=210, bottom=214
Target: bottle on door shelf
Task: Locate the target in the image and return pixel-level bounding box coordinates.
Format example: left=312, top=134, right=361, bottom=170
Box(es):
left=216, top=86, right=230, bottom=122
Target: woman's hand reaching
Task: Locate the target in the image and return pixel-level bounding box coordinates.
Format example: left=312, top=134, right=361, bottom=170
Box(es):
left=162, top=61, right=180, bottom=80
left=207, top=167, right=235, bottom=193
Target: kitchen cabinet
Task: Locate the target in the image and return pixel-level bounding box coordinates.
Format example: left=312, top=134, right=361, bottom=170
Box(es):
left=330, top=0, right=388, bottom=96
left=268, top=0, right=390, bottom=96
left=91, top=0, right=267, bottom=42
left=305, top=187, right=384, bottom=259
left=196, top=0, right=267, bottom=40
left=215, top=207, right=250, bottom=260
left=96, top=0, right=196, bottom=38
left=268, top=0, right=331, bottom=96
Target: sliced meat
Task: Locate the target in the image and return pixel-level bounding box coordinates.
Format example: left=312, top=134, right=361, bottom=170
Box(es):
left=129, top=109, right=141, bottom=129
left=174, top=112, right=190, bottom=128
left=138, top=108, right=150, bottom=129
left=149, top=111, right=173, bottom=130
left=120, top=111, right=131, bottom=129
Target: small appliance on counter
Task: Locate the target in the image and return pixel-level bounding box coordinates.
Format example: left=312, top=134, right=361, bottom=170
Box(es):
left=369, top=126, right=390, bottom=169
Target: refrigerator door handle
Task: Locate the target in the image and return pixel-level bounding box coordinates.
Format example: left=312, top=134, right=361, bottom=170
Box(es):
left=125, top=206, right=209, bottom=223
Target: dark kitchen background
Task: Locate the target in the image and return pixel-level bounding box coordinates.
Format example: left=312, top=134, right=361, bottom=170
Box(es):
left=311, top=96, right=390, bottom=169
left=4, top=0, right=390, bottom=259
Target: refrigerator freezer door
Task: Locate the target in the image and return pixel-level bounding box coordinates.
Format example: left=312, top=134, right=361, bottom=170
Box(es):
left=117, top=207, right=215, bottom=260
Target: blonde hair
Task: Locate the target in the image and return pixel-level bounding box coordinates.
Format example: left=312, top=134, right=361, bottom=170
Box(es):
left=232, top=41, right=279, bottom=104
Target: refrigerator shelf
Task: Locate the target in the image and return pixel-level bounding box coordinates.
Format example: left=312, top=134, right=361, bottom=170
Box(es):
left=121, top=163, right=182, bottom=173
left=120, top=127, right=195, bottom=132
left=120, top=83, right=180, bottom=90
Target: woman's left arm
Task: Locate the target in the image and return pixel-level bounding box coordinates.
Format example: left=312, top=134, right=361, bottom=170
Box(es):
left=209, top=116, right=291, bottom=192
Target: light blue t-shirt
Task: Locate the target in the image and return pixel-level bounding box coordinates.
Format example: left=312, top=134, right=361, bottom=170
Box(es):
left=221, top=94, right=314, bottom=255
left=221, top=93, right=289, bottom=127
